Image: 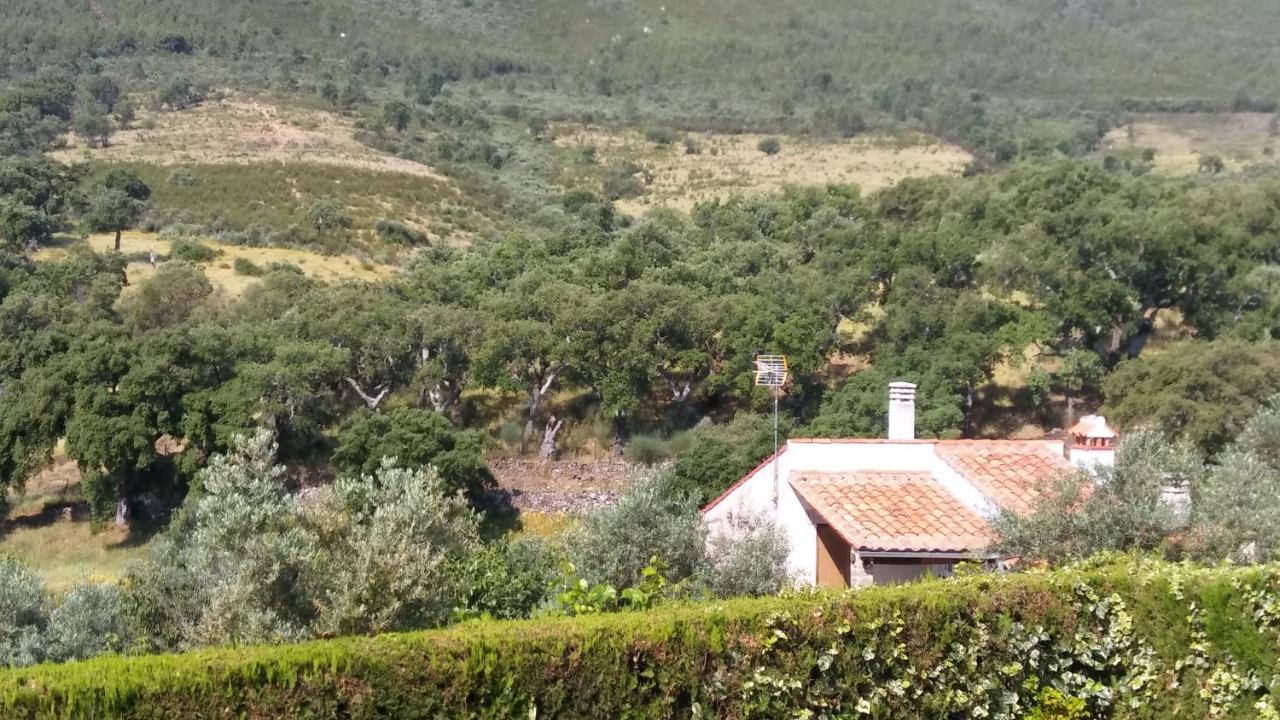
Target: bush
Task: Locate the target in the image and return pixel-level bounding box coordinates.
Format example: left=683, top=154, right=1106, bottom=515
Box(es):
left=332, top=408, right=495, bottom=504
left=0, top=556, right=47, bottom=667
left=157, top=77, right=203, bottom=110
left=121, top=431, right=482, bottom=652
left=994, top=429, right=1202, bottom=564
left=307, top=200, right=352, bottom=233
left=568, top=471, right=705, bottom=589
left=702, top=513, right=791, bottom=597
left=757, top=136, right=782, bottom=155
left=622, top=434, right=671, bottom=465
left=45, top=583, right=128, bottom=663
left=374, top=219, right=427, bottom=246
left=601, top=160, right=647, bottom=201
left=643, top=127, right=680, bottom=145
left=165, top=167, right=201, bottom=187
left=447, top=538, right=560, bottom=620
left=231, top=257, right=262, bottom=276
left=167, top=239, right=217, bottom=263
left=668, top=414, right=780, bottom=506
left=4, top=561, right=1280, bottom=718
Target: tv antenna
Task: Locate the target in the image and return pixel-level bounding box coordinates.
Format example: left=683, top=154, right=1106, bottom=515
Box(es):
left=754, top=354, right=789, bottom=506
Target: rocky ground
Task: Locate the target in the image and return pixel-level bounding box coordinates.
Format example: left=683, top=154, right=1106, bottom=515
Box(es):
left=489, top=458, right=645, bottom=513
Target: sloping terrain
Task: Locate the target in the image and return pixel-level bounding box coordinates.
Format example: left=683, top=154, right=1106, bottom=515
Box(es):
left=555, top=126, right=970, bottom=214
left=51, top=95, right=448, bottom=181
left=34, top=233, right=396, bottom=296
left=1099, top=112, right=1280, bottom=174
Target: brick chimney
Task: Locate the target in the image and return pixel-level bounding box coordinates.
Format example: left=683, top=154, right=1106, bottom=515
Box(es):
left=1066, top=414, right=1118, bottom=470
left=888, top=381, right=917, bottom=440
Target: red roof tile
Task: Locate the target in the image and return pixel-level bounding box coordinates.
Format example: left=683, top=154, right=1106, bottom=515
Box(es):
left=790, top=471, right=994, bottom=553
left=934, top=442, right=1072, bottom=515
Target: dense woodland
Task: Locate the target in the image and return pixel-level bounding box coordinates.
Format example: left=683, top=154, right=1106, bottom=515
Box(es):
left=3, top=0, right=1280, bottom=675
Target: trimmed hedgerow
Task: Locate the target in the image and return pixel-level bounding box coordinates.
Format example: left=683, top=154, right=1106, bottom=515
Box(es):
left=1, top=559, right=1278, bottom=719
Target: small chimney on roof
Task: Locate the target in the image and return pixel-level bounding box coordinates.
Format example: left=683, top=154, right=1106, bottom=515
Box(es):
left=888, top=381, right=917, bottom=440
left=1066, top=414, right=1118, bottom=470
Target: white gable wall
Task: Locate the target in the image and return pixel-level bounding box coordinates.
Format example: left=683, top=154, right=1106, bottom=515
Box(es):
left=704, top=440, right=964, bottom=582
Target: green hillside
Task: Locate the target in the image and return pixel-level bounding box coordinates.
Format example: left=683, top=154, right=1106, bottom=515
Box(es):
left=5, top=0, right=1280, bottom=153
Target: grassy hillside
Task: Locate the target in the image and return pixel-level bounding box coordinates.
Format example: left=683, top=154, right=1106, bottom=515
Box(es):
left=7, top=0, right=1279, bottom=106
left=5, top=0, right=1280, bottom=157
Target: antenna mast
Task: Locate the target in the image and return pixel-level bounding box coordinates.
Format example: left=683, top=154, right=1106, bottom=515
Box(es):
left=753, top=354, right=789, bottom=507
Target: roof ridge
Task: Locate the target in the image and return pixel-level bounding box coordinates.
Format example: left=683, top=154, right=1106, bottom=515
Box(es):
left=789, top=438, right=1062, bottom=445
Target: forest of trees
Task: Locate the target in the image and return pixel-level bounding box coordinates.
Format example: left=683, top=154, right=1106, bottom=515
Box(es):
left=5, top=142, right=1280, bottom=520
left=2, top=0, right=1280, bottom=676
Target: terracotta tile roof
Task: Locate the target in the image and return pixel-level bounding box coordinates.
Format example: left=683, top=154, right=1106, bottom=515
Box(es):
left=790, top=471, right=994, bottom=553
left=934, top=442, right=1072, bottom=515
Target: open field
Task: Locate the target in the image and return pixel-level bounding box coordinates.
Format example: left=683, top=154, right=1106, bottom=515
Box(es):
left=49, top=95, right=479, bottom=240
left=553, top=125, right=972, bottom=214
left=35, top=232, right=397, bottom=297
left=1, top=457, right=148, bottom=591
left=51, top=94, right=448, bottom=181
left=1099, top=112, right=1280, bottom=174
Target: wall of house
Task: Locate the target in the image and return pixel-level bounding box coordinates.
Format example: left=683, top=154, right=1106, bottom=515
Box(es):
left=705, top=440, right=983, bottom=584
left=703, top=450, right=820, bottom=582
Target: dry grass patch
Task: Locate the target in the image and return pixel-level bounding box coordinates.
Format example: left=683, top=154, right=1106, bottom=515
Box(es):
left=51, top=94, right=449, bottom=182
left=35, top=232, right=396, bottom=297
left=553, top=125, right=971, bottom=214
left=2, top=456, right=147, bottom=591
left=1100, top=112, right=1280, bottom=174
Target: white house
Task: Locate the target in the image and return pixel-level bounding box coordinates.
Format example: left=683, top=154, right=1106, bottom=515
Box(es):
left=702, top=382, right=1118, bottom=586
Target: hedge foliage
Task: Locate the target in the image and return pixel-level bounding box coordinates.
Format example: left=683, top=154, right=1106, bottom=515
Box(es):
left=1, top=559, right=1278, bottom=719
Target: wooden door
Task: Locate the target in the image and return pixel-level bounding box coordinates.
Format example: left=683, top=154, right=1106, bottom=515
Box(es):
left=815, top=525, right=851, bottom=587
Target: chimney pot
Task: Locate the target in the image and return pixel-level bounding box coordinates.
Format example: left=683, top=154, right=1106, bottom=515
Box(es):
left=1066, top=414, right=1119, bottom=470
left=887, top=381, right=917, bottom=440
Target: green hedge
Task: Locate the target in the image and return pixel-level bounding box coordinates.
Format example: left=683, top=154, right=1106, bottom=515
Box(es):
left=2, top=560, right=1278, bottom=719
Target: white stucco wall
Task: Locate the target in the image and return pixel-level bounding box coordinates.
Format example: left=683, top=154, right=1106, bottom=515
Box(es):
left=704, top=440, right=965, bottom=583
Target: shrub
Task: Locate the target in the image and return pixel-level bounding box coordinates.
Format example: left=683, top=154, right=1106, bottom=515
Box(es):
left=157, top=77, right=203, bottom=110
left=668, top=414, right=781, bottom=506
left=602, top=160, right=647, bottom=201
left=622, top=433, right=671, bottom=465
left=994, top=429, right=1202, bottom=564
left=121, top=431, right=483, bottom=652
left=568, top=471, right=705, bottom=589
left=4, top=561, right=1280, bottom=718
left=0, top=556, right=47, bottom=667
left=307, top=200, right=352, bottom=232
left=124, top=261, right=214, bottom=331
left=702, top=513, right=791, bottom=597
left=231, top=257, right=262, bottom=276
left=374, top=219, right=427, bottom=246
left=45, top=583, right=128, bottom=663
left=331, top=408, right=495, bottom=504
left=447, top=538, right=560, bottom=620
left=643, top=127, right=680, bottom=145
left=165, top=167, right=201, bottom=187
left=167, top=239, right=217, bottom=263
left=757, top=136, right=782, bottom=155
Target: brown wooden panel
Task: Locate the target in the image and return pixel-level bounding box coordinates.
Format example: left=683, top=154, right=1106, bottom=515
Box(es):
left=815, top=525, right=851, bottom=588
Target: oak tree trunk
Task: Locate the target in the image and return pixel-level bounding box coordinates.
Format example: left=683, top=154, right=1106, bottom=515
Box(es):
left=539, top=416, right=564, bottom=460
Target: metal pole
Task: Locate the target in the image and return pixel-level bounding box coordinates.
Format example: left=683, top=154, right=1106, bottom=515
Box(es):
left=773, top=386, right=780, bottom=508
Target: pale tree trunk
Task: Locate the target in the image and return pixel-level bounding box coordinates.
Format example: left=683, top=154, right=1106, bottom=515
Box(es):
left=114, top=229, right=122, bottom=253
left=345, top=377, right=389, bottom=411
left=114, top=476, right=129, bottom=529
left=611, top=412, right=626, bottom=456
left=539, top=416, right=564, bottom=460
left=522, top=367, right=560, bottom=454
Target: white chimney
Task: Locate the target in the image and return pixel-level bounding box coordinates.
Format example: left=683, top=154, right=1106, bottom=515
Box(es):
left=1066, top=414, right=1118, bottom=470
left=888, top=381, right=917, bottom=440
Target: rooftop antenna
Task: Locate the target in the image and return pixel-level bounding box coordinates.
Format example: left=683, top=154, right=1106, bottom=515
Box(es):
left=753, top=354, right=789, bottom=507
